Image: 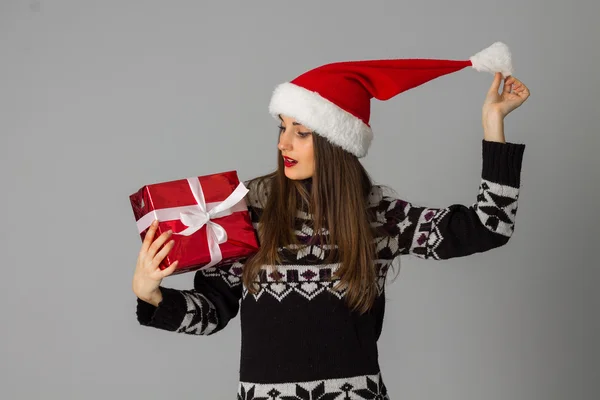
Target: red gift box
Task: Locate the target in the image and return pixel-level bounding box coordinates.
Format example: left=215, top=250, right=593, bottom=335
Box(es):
left=129, top=170, right=259, bottom=275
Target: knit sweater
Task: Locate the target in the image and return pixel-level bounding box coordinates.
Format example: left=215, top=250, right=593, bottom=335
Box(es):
left=136, top=139, right=526, bottom=399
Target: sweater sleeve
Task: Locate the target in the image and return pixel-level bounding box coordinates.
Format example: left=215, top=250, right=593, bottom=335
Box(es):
left=135, top=178, right=265, bottom=335
left=381, top=139, right=526, bottom=260
left=136, top=260, right=245, bottom=335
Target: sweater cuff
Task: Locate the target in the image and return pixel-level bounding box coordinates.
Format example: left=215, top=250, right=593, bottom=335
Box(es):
left=481, top=139, right=526, bottom=187
left=136, top=287, right=187, bottom=331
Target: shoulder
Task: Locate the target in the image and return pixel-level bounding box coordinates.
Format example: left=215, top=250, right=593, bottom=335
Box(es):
left=367, top=184, right=412, bottom=229
left=243, top=175, right=273, bottom=210
left=367, top=184, right=403, bottom=208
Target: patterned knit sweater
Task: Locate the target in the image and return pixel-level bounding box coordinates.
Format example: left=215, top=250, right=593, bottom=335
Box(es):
left=136, top=139, right=526, bottom=399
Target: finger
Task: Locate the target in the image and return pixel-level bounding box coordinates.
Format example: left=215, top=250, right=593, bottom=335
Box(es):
left=519, top=85, right=530, bottom=99
left=146, top=230, right=173, bottom=262
left=150, top=239, right=175, bottom=269
left=160, top=261, right=179, bottom=278
left=140, top=219, right=159, bottom=256
left=487, top=72, right=503, bottom=95
left=517, top=82, right=528, bottom=92
left=502, top=76, right=515, bottom=94
left=513, top=83, right=527, bottom=96
left=148, top=225, right=173, bottom=253
left=513, top=76, right=525, bottom=87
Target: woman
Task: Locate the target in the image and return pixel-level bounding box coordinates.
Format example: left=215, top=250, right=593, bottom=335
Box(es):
left=132, top=42, right=530, bottom=399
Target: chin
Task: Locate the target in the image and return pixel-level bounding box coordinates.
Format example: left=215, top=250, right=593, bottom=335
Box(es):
left=284, top=169, right=312, bottom=180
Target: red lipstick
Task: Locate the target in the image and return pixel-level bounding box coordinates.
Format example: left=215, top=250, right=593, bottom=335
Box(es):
left=283, top=156, right=298, bottom=167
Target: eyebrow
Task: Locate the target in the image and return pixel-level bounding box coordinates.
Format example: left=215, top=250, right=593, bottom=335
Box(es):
left=278, top=115, right=302, bottom=126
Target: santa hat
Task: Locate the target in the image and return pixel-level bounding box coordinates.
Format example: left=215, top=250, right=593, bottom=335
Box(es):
left=268, top=41, right=513, bottom=158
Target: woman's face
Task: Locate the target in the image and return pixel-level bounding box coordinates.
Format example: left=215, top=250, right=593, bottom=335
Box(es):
left=277, top=114, right=315, bottom=180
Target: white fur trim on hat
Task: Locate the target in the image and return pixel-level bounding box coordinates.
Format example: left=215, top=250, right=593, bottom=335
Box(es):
left=268, top=82, right=373, bottom=158
left=469, top=41, right=514, bottom=77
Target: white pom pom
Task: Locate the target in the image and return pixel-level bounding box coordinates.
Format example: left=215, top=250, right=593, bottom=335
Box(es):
left=469, top=42, right=513, bottom=77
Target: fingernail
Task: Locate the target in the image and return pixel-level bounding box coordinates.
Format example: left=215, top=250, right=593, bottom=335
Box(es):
left=153, top=220, right=158, bottom=226
left=167, top=230, right=173, bottom=235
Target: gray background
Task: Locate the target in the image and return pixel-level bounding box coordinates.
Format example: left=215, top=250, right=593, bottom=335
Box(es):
left=1, top=0, right=595, bottom=399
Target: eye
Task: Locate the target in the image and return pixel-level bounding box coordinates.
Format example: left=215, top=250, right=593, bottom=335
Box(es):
left=298, top=131, right=311, bottom=138
left=277, top=125, right=285, bottom=134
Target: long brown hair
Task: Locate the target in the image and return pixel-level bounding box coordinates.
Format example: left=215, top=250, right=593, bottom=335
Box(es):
left=242, top=132, right=381, bottom=314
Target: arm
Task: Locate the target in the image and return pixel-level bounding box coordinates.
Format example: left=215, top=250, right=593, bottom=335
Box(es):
left=383, top=139, right=525, bottom=260
left=136, top=260, right=245, bottom=335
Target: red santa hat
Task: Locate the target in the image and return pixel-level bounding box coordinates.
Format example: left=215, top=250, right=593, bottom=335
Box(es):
left=268, top=42, right=513, bottom=158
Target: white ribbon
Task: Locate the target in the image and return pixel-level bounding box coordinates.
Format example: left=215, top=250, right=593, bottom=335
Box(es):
left=136, top=177, right=249, bottom=269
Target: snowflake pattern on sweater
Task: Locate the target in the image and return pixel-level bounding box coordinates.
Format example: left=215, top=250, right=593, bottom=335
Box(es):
left=136, top=139, right=526, bottom=398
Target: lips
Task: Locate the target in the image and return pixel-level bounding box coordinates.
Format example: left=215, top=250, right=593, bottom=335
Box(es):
left=283, top=156, right=298, bottom=167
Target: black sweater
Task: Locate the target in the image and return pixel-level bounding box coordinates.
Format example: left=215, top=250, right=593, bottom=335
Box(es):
left=136, top=139, right=526, bottom=399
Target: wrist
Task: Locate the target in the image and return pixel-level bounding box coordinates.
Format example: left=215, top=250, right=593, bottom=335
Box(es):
left=483, top=111, right=505, bottom=143
left=482, top=109, right=504, bottom=125
left=145, top=288, right=163, bottom=307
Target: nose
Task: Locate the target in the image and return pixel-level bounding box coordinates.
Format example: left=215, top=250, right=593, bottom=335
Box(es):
left=278, top=131, right=292, bottom=151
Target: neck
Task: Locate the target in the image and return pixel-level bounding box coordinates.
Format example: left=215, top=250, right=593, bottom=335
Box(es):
left=300, top=177, right=312, bottom=192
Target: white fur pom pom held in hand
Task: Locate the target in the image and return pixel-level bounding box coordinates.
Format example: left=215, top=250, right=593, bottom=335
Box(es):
left=470, top=42, right=514, bottom=77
